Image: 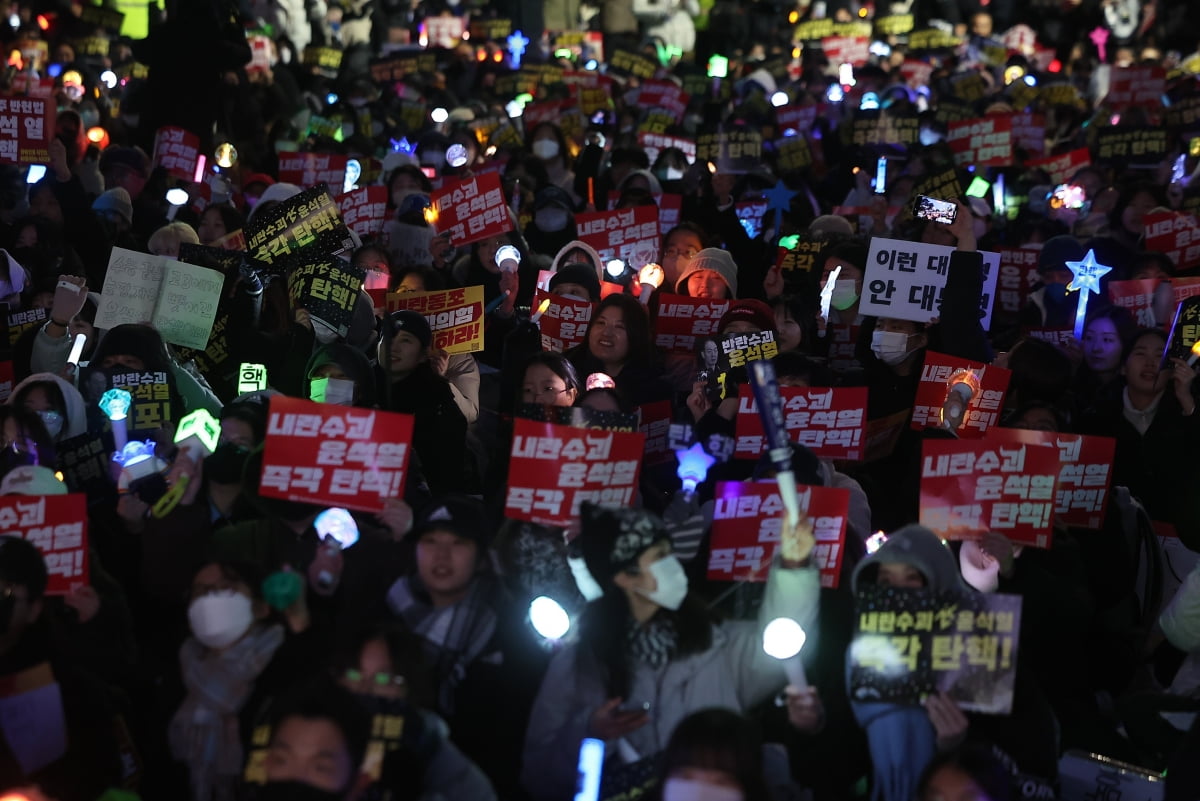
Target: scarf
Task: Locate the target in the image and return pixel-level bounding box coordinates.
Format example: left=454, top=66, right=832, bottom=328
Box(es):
left=387, top=575, right=498, bottom=715
left=626, top=615, right=678, bottom=670
left=169, top=622, right=285, bottom=801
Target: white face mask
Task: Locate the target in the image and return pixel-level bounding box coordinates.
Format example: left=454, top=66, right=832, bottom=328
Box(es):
left=532, top=139, right=560, bottom=160
left=662, top=778, right=744, bottom=801
left=637, top=555, right=688, bottom=611
left=188, top=590, right=254, bottom=649
left=535, top=207, right=570, bottom=232
left=36, top=410, right=63, bottom=439
left=871, top=329, right=914, bottom=366
left=830, top=278, right=859, bottom=311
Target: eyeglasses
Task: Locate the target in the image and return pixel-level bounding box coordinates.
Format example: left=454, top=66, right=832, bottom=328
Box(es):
left=342, top=668, right=406, bottom=691
left=664, top=247, right=699, bottom=260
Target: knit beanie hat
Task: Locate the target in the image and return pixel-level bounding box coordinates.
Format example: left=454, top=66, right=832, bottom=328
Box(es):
left=579, top=503, right=668, bottom=587
left=1038, top=235, right=1085, bottom=275
left=675, top=247, right=738, bottom=297
left=718, top=298, right=776, bottom=335
left=383, top=309, right=432, bottom=349
left=549, top=262, right=601, bottom=301
left=92, top=188, right=133, bottom=227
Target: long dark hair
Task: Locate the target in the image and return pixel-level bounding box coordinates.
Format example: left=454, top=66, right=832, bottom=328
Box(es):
left=581, top=293, right=655, bottom=370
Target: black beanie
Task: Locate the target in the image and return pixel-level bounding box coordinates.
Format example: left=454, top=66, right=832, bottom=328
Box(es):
left=548, top=262, right=601, bottom=303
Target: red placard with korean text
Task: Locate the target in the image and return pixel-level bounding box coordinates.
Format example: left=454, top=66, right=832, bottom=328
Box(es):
left=575, top=205, right=660, bottom=266
left=653, top=294, right=731, bottom=353
left=637, top=400, right=673, bottom=467
left=429, top=171, right=512, bottom=247
left=985, top=428, right=1116, bottom=530
left=605, top=191, right=681, bottom=235
left=947, top=116, right=1014, bottom=167
left=821, top=35, right=870, bottom=67
left=504, top=418, right=645, bottom=527
left=1026, top=147, right=1091, bottom=186
left=708, top=480, right=849, bottom=588
left=996, top=246, right=1040, bottom=318
left=0, top=494, right=88, bottom=595
left=152, top=126, right=200, bottom=181
left=911, top=352, right=1011, bottom=437
left=734, top=385, right=868, bottom=462
left=1022, top=327, right=1075, bottom=348
left=386, top=286, right=485, bottom=355
left=1105, top=65, right=1165, bottom=109
left=260, top=397, right=414, bottom=513
left=1144, top=211, right=1200, bottom=271
left=277, top=152, right=350, bottom=189
left=1007, top=112, right=1045, bottom=157
left=1109, top=277, right=1200, bottom=329
left=636, top=132, right=697, bottom=165
left=919, top=438, right=1060, bottom=548
left=533, top=289, right=594, bottom=352
left=0, top=93, right=55, bottom=164
left=336, top=186, right=388, bottom=238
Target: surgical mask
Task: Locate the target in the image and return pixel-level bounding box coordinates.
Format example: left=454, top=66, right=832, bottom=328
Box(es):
left=535, top=207, right=570, bottom=232
left=256, top=782, right=344, bottom=801
left=36, top=410, right=63, bottom=439
left=830, top=279, right=859, bottom=311
left=871, top=329, right=913, bottom=366
left=662, top=779, right=744, bottom=801
left=532, top=139, right=560, bottom=160
left=204, top=442, right=250, bottom=484
left=188, top=590, right=254, bottom=649
left=637, top=555, right=688, bottom=611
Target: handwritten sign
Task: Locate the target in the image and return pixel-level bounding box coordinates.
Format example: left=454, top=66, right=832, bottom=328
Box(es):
left=861, top=238, right=1000, bottom=327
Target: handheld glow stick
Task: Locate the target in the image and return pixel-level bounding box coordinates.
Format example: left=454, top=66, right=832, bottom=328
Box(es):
left=529, top=595, right=571, bottom=640
left=530, top=297, right=552, bottom=324
left=676, top=442, right=716, bottom=494
left=237, top=363, right=268, bottom=394
left=496, top=244, right=521, bottom=273
left=1065, top=249, right=1112, bottom=341
left=748, top=360, right=800, bottom=529
left=818, top=265, right=842, bottom=333
left=637, top=263, right=664, bottom=305
left=174, top=408, right=220, bottom=463
left=763, top=617, right=808, bottom=689
left=67, top=332, right=87, bottom=366
left=99, top=388, right=133, bottom=452
left=1189, top=341, right=1200, bottom=368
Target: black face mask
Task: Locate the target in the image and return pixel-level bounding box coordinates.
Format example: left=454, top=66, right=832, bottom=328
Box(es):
left=205, top=442, right=250, bottom=485
left=255, top=781, right=345, bottom=801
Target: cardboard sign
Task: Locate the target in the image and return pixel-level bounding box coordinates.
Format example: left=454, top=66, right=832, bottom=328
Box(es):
left=1093, top=127, right=1169, bottom=166
left=504, top=418, right=645, bottom=527
left=7, top=306, right=46, bottom=346
left=985, top=428, right=1116, bottom=530
left=696, top=130, right=763, bottom=173
left=94, top=247, right=224, bottom=350
left=708, top=480, right=849, bottom=588
left=533, top=289, right=594, bottom=352
left=336, top=186, right=388, bottom=238
left=0, top=93, right=55, bottom=164
left=1026, top=147, right=1091, bottom=186
left=244, top=184, right=356, bottom=266
left=369, top=52, right=437, bottom=83
left=947, top=116, right=1014, bottom=167
left=846, top=110, right=920, bottom=147
left=0, top=494, right=87, bottom=595
left=911, top=352, right=1011, bottom=437
left=734, top=385, right=868, bottom=462
left=653, top=294, right=731, bottom=353
left=821, top=35, right=869, bottom=67
left=287, top=259, right=366, bottom=340
left=636, top=132, right=696, bottom=165
left=637, top=400, right=673, bottom=467
left=996, top=246, right=1040, bottom=318
left=575, top=204, right=659, bottom=266
left=850, top=586, right=1022, bottom=714
left=861, top=238, right=1000, bottom=327
left=152, top=126, right=200, bottom=181
left=919, top=438, right=1060, bottom=547
left=429, top=172, right=511, bottom=247
left=79, top=367, right=176, bottom=439
left=608, top=50, right=657, bottom=80
left=385, top=286, right=484, bottom=355
left=1105, top=65, right=1166, bottom=109
left=1144, top=211, right=1200, bottom=271
left=277, top=152, right=349, bottom=190
left=261, top=397, right=414, bottom=512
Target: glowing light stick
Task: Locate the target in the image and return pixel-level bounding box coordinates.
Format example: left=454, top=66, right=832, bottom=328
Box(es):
left=638, top=263, right=664, bottom=305
left=67, top=333, right=87, bottom=367
left=174, top=408, right=220, bottom=462
left=818, top=264, right=842, bottom=327
left=763, top=617, right=808, bottom=688
left=606, top=259, right=626, bottom=278
left=675, top=442, right=716, bottom=494
left=748, top=360, right=800, bottom=528
left=99, top=388, right=132, bottom=451
left=1189, top=341, right=1200, bottom=368
left=238, top=363, right=268, bottom=394
left=941, top=368, right=981, bottom=432
left=530, top=297, right=552, bottom=324
left=496, top=244, right=522, bottom=273
left=1065, top=249, right=1112, bottom=341
left=529, top=595, right=571, bottom=640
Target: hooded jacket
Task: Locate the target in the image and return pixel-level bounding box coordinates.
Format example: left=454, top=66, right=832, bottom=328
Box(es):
left=10, top=372, right=90, bottom=441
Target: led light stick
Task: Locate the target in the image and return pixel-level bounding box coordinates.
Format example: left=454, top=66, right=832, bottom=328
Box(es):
left=496, top=244, right=521, bottom=273
left=638, top=263, right=664, bottom=305
left=529, top=595, right=571, bottom=640
left=67, top=333, right=87, bottom=367
left=763, top=617, right=808, bottom=688
left=675, top=442, right=716, bottom=494
left=818, top=265, right=842, bottom=333
left=99, top=388, right=132, bottom=451
left=530, top=297, right=552, bottom=324
left=1065, top=249, right=1112, bottom=341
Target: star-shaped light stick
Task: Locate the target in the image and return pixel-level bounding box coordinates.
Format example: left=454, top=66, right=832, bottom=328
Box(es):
left=763, top=180, right=798, bottom=242
left=507, top=30, right=530, bottom=68
left=1065, top=249, right=1112, bottom=340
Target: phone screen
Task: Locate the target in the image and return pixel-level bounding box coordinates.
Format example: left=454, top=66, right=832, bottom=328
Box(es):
left=913, top=195, right=957, bottom=225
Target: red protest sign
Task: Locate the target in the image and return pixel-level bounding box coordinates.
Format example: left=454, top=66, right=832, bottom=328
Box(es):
left=1144, top=211, right=1200, bottom=271
left=1106, top=65, right=1166, bottom=109
left=828, top=321, right=860, bottom=374
left=0, top=360, right=12, bottom=403
left=821, top=35, right=870, bottom=67
left=1109, top=278, right=1165, bottom=328
left=708, top=480, right=849, bottom=588
left=277, top=152, right=350, bottom=189
left=604, top=191, right=681, bottom=235
left=261, top=397, right=414, bottom=513
left=653, top=294, right=731, bottom=353
left=533, top=289, right=594, bottom=352
left=423, top=14, right=465, bottom=48
left=1027, top=147, right=1091, bottom=186
left=630, top=80, right=690, bottom=122
left=504, top=418, right=645, bottom=527
left=0, top=494, right=88, bottom=595
left=575, top=204, right=660, bottom=266
left=563, top=71, right=614, bottom=115
left=985, top=428, right=1116, bottom=530
left=336, top=186, right=388, bottom=238
left=152, top=126, right=200, bottom=181
left=430, top=172, right=512, bottom=247
left=523, top=100, right=569, bottom=129
left=0, top=93, right=55, bottom=164
left=1023, top=327, right=1075, bottom=348
left=996, top=246, right=1040, bottom=318
left=1008, top=112, right=1045, bottom=157
left=912, top=351, right=1011, bottom=437
left=900, top=60, right=933, bottom=89
left=919, top=438, right=1060, bottom=548
left=637, top=400, right=673, bottom=467
left=734, top=385, right=868, bottom=462
left=947, top=116, right=1014, bottom=167
left=386, top=286, right=485, bottom=355
left=636, top=132, right=696, bottom=166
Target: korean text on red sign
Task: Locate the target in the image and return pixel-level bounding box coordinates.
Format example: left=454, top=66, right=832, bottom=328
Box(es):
left=653, top=294, right=731, bottom=353
left=504, top=419, right=644, bottom=528
left=1144, top=211, right=1200, bottom=272
left=860, top=237, right=1000, bottom=327
left=533, top=289, right=594, bottom=352
left=430, top=172, right=512, bottom=247
left=947, top=116, right=1014, bottom=168
left=637, top=401, right=673, bottom=467
left=919, top=438, right=1060, bottom=548
left=277, top=152, right=350, bottom=189
left=0, top=93, right=55, bottom=164
left=911, top=351, right=1011, bottom=437
left=337, top=186, right=388, bottom=238
left=708, top=481, right=849, bottom=589
left=984, top=428, right=1115, bottom=530
left=260, top=397, right=414, bottom=513
left=152, top=126, right=200, bottom=181
left=0, top=494, right=88, bottom=595
left=386, top=286, right=485, bottom=355
left=996, top=247, right=1040, bottom=317
left=575, top=204, right=660, bottom=266
left=735, top=385, right=869, bottom=461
